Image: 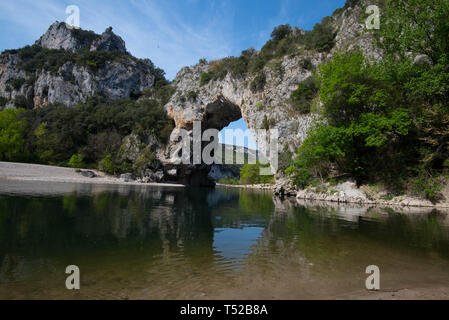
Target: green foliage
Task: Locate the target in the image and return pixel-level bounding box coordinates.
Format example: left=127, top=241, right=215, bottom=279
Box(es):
left=286, top=124, right=348, bottom=187
left=186, top=90, right=198, bottom=101
left=288, top=0, right=449, bottom=195
left=303, top=23, right=336, bottom=53
left=250, top=73, right=266, bottom=92
left=98, top=155, right=116, bottom=175
left=300, top=58, right=314, bottom=71
left=21, top=91, right=172, bottom=166
left=8, top=78, right=26, bottom=90
left=218, top=177, right=240, bottom=185
left=68, top=153, right=85, bottom=168
left=200, top=71, right=213, bottom=86
left=0, top=108, right=27, bottom=161
left=0, top=97, right=8, bottom=107
left=13, top=95, right=33, bottom=109
left=409, top=169, right=443, bottom=202
left=3, top=44, right=149, bottom=76
left=290, top=76, right=318, bottom=114
left=271, top=24, right=293, bottom=42
left=134, top=146, right=155, bottom=177
left=240, top=161, right=275, bottom=185
left=262, top=115, right=276, bottom=130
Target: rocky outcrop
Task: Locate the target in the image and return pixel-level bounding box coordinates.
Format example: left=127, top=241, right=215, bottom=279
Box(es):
left=163, top=2, right=381, bottom=160
left=36, top=22, right=127, bottom=53
left=0, top=22, right=155, bottom=109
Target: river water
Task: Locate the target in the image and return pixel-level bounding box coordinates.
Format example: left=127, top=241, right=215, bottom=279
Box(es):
left=1, top=180, right=449, bottom=299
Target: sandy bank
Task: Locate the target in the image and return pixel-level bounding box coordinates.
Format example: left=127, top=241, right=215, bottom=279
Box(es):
left=0, top=161, right=184, bottom=188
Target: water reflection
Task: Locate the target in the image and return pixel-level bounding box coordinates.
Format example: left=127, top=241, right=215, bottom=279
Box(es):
left=0, top=180, right=449, bottom=299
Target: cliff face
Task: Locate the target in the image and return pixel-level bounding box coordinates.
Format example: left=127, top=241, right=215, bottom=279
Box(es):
left=164, top=2, right=381, bottom=158
left=0, top=22, right=156, bottom=109
left=0, top=1, right=382, bottom=186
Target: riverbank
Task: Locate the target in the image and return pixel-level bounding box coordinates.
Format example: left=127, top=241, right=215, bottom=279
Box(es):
left=219, top=178, right=449, bottom=209
left=3, top=161, right=449, bottom=209
left=0, top=162, right=184, bottom=188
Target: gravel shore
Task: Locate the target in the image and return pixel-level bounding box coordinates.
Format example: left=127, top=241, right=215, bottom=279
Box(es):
left=0, top=161, right=184, bottom=188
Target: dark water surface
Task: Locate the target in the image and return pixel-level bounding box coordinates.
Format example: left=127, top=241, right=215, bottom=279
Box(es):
left=1, top=180, right=449, bottom=299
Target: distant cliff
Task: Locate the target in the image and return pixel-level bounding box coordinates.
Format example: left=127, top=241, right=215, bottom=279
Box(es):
left=0, top=22, right=160, bottom=109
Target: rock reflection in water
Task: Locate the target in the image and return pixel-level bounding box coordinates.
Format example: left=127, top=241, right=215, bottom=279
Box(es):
left=1, top=180, right=449, bottom=299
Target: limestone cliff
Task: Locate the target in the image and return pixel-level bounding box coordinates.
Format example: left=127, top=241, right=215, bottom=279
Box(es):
left=0, top=22, right=156, bottom=109
left=164, top=1, right=381, bottom=160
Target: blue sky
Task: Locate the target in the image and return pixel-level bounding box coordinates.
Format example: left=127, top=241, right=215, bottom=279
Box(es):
left=0, top=0, right=346, bottom=149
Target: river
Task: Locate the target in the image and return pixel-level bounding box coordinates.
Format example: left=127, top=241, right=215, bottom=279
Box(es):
left=1, top=180, right=449, bottom=299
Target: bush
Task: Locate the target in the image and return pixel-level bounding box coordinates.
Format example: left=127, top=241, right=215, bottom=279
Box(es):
left=68, top=153, right=85, bottom=168
left=0, top=97, right=8, bottom=107
left=286, top=124, right=348, bottom=188
left=250, top=73, right=266, bottom=92
left=218, top=177, right=240, bottom=185
left=300, top=58, right=314, bottom=71
left=271, top=24, right=292, bottom=42
left=186, top=90, right=198, bottom=101
left=200, top=72, right=213, bottom=86
left=290, top=76, right=318, bottom=114
left=13, top=95, right=33, bottom=109
left=304, top=23, right=336, bottom=52
left=0, top=108, right=27, bottom=161
left=98, top=155, right=116, bottom=175
left=240, top=161, right=274, bottom=185
left=134, top=146, right=155, bottom=177
left=409, top=170, right=443, bottom=202
left=8, top=78, right=26, bottom=90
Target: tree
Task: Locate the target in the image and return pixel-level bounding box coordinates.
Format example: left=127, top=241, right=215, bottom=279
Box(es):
left=240, top=161, right=274, bottom=185
left=0, top=109, right=26, bottom=161
left=68, top=153, right=85, bottom=168
left=270, top=24, right=292, bottom=42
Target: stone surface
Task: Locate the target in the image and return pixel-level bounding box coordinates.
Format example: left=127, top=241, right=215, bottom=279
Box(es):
left=0, top=23, right=156, bottom=109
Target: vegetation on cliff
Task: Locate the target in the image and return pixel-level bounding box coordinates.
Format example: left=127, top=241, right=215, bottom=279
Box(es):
left=0, top=81, right=174, bottom=174
left=286, top=0, right=449, bottom=201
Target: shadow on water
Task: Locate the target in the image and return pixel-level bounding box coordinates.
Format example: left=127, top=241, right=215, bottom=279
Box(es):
left=1, top=180, right=449, bottom=299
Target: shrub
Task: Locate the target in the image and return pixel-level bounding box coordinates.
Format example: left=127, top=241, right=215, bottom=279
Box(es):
left=186, top=90, right=198, bottom=101
left=0, top=97, right=8, bottom=107
left=8, top=78, right=26, bottom=90
left=218, top=177, right=240, bottom=185
left=98, top=155, right=116, bottom=175
left=240, top=161, right=274, bottom=185
left=304, top=23, right=336, bottom=52
left=134, top=146, right=156, bottom=177
left=250, top=73, right=266, bottom=92
left=271, top=24, right=292, bottom=42
left=13, top=95, right=33, bottom=109
left=200, top=72, right=213, bottom=86
left=68, top=153, right=85, bottom=168
left=300, top=58, right=314, bottom=71
left=0, top=108, right=27, bottom=161
left=409, top=170, right=443, bottom=202
left=290, top=76, right=318, bottom=114
left=262, top=115, right=276, bottom=130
